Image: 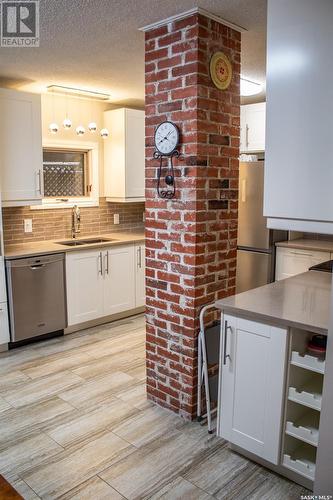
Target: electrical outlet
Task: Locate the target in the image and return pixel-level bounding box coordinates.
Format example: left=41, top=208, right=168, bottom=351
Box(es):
left=24, top=219, right=33, bottom=233
left=113, top=213, right=120, bottom=225
left=142, top=212, right=146, bottom=222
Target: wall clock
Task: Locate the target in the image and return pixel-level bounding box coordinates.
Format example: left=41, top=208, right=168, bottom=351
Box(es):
left=153, top=121, right=180, bottom=199
left=154, top=121, right=179, bottom=155
left=210, top=51, right=233, bottom=90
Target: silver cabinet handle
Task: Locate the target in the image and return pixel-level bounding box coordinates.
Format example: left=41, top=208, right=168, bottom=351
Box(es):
left=137, top=246, right=142, bottom=269
left=223, top=320, right=232, bottom=365
left=30, top=264, right=45, bottom=270
left=98, top=252, right=103, bottom=275
left=245, top=124, right=249, bottom=148
left=36, top=169, right=44, bottom=196
left=104, top=251, right=109, bottom=275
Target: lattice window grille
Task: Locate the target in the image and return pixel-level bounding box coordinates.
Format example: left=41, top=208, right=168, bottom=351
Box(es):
left=43, top=163, right=85, bottom=197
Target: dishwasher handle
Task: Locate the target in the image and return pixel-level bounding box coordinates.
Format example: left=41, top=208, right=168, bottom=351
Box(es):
left=30, top=264, right=46, bottom=270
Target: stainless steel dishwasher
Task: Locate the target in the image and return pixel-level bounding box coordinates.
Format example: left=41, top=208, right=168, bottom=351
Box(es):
left=6, top=253, right=67, bottom=343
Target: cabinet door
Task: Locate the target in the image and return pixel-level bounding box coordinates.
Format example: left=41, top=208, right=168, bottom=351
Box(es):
left=218, top=315, right=287, bottom=464
left=125, top=109, right=145, bottom=199
left=135, top=244, right=145, bottom=307
left=66, top=250, right=104, bottom=326
left=240, top=106, right=247, bottom=152
left=103, top=245, right=135, bottom=316
left=0, top=302, right=10, bottom=345
left=0, top=257, right=7, bottom=303
left=264, top=1, right=333, bottom=228
left=245, top=103, right=266, bottom=152
left=0, top=89, right=43, bottom=204
left=275, top=248, right=330, bottom=281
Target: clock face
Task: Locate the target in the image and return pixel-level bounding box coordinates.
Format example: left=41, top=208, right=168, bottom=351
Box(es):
left=154, top=121, right=179, bottom=155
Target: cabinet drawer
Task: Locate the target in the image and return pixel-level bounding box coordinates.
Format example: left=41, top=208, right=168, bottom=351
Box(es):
left=275, top=247, right=330, bottom=280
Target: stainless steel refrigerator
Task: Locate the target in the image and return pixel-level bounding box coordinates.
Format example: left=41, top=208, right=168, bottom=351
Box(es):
left=236, top=161, right=288, bottom=293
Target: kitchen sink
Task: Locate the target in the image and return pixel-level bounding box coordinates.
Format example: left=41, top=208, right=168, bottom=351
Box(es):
left=79, top=238, right=117, bottom=244
left=57, top=238, right=117, bottom=246
left=57, top=240, right=85, bottom=246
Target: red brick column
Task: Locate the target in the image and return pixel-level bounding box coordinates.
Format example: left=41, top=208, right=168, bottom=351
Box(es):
left=144, top=12, right=240, bottom=419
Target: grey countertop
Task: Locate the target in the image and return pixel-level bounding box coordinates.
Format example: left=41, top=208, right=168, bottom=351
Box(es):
left=4, top=230, right=145, bottom=260
left=215, top=271, right=331, bottom=334
left=276, top=239, right=333, bottom=253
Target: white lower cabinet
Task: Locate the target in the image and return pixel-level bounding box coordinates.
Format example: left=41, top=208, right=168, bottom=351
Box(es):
left=135, top=244, right=145, bottom=308
left=66, top=249, right=105, bottom=325
left=218, top=315, right=287, bottom=464
left=0, top=302, right=10, bottom=345
left=0, top=257, right=10, bottom=345
left=66, top=243, right=144, bottom=326
left=103, top=245, right=135, bottom=316
left=275, top=248, right=330, bottom=281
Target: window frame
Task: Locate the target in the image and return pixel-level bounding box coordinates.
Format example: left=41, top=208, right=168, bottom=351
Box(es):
left=31, top=139, right=99, bottom=209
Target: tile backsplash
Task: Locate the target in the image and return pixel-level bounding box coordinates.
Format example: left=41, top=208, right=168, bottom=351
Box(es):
left=2, top=198, right=145, bottom=246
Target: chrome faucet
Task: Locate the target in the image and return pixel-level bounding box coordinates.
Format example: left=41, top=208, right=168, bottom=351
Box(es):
left=72, top=205, right=81, bottom=239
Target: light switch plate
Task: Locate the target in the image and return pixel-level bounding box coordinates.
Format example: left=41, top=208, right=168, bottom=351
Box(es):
left=24, top=219, right=33, bottom=233
left=114, top=213, right=120, bottom=225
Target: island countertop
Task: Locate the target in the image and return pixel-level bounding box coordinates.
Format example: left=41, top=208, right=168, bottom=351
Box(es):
left=215, top=271, right=331, bottom=335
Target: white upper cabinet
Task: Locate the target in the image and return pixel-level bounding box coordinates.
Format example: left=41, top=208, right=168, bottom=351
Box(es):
left=264, top=0, right=333, bottom=233
left=0, top=88, right=43, bottom=207
left=218, top=315, right=287, bottom=465
left=104, top=108, right=145, bottom=202
left=240, top=103, right=266, bottom=153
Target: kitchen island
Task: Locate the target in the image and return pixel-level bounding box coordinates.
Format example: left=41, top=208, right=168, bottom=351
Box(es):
left=215, top=271, right=331, bottom=491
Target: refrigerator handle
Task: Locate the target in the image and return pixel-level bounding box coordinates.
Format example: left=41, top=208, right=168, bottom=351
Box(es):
left=241, top=179, right=247, bottom=203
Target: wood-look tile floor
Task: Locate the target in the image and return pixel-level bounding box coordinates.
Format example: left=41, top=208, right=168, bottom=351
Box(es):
left=0, top=314, right=308, bottom=500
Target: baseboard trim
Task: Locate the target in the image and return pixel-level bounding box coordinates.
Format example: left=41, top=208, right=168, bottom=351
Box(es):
left=230, top=443, right=313, bottom=491
left=0, top=343, right=8, bottom=353
left=64, top=307, right=145, bottom=334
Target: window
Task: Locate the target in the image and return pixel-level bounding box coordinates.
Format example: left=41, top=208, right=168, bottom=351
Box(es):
left=43, top=149, right=90, bottom=199
left=32, top=140, right=99, bottom=209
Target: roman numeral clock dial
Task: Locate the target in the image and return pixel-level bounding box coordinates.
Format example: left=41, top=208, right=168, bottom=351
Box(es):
left=153, top=121, right=180, bottom=199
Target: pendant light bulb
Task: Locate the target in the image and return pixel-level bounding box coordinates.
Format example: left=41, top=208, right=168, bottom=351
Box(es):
left=88, top=122, right=97, bottom=133
left=63, top=118, right=72, bottom=129
left=49, top=122, right=59, bottom=134
left=76, top=125, right=85, bottom=136
left=100, top=128, right=109, bottom=138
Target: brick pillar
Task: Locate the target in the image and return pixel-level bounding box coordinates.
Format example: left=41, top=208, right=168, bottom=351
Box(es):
left=144, top=12, right=240, bottom=419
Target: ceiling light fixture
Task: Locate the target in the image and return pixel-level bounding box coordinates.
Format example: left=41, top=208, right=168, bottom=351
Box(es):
left=100, top=128, right=109, bottom=138
left=49, top=123, right=59, bottom=134
left=47, top=85, right=110, bottom=101
left=63, top=118, right=72, bottom=129
left=88, top=122, right=97, bottom=133
left=240, top=78, right=262, bottom=97
left=76, top=125, right=85, bottom=136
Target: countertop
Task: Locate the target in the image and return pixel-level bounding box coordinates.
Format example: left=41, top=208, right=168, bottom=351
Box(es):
left=4, top=230, right=145, bottom=260
left=215, top=271, right=331, bottom=334
left=276, top=238, right=333, bottom=253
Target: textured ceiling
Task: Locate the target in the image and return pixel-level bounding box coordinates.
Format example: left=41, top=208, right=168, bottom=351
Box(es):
left=0, top=0, right=267, bottom=105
